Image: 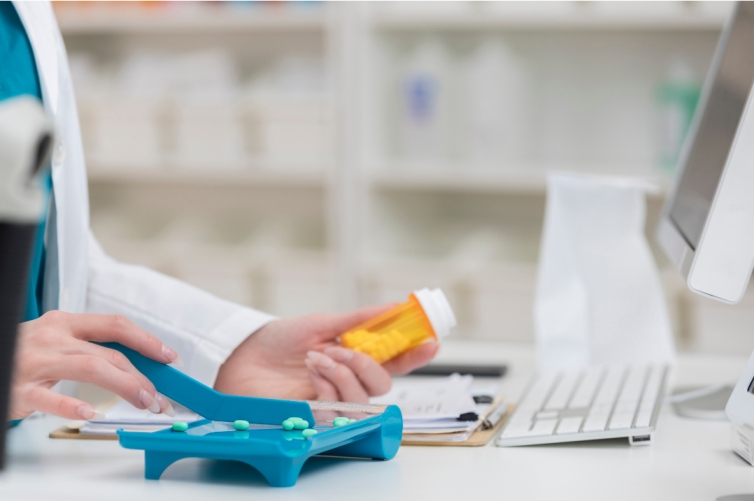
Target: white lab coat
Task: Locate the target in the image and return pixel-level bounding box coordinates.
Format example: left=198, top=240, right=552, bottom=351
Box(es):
left=13, top=2, right=275, bottom=386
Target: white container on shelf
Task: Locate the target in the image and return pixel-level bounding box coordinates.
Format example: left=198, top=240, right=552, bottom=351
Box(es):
left=243, top=94, right=334, bottom=171
left=87, top=96, right=165, bottom=169
left=396, top=38, right=452, bottom=163
left=458, top=39, right=530, bottom=167
left=171, top=97, right=246, bottom=170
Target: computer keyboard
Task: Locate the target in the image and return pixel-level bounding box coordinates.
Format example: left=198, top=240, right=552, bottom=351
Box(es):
left=496, top=365, right=668, bottom=447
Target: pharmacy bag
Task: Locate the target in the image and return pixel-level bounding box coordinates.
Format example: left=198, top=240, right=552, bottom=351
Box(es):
left=534, top=173, right=675, bottom=370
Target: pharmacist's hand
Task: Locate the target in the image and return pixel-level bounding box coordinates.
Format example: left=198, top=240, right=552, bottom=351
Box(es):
left=9, top=311, right=180, bottom=421
left=214, top=305, right=439, bottom=403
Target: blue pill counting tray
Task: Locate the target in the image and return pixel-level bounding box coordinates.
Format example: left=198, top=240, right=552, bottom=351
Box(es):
left=103, top=343, right=403, bottom=487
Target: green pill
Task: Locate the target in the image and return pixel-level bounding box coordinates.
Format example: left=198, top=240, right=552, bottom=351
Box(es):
left=292, top=419, right=309, bottom=430
left=332, top=417, right=349, bottom=427
left=282, top=419, right=294, bottom=431
left=172, top=421, right=188, bottom=432
left=301, top=428, right=318, bottom=439
left=234, top=420, right=250, bottom=431
left=348, top=419, right=357, bottom=424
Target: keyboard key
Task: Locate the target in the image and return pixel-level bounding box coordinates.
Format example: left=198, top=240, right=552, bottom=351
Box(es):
left=509, top=409, right=536, bottom=425
left=556, top=417, right=583, bottom=435
left=594, top=366, right=626, bottom=405
left=635, top=410, right=654, bottom=428
left=525, top=419, right=558, bottom=437
left=618, top=366, right=647, bottom=403
left=639, top=367, right=664, bottom=412
left=535, top=410, right=560, bottom=420
left=544, top=371, right=580, bottom=411
left=613, top=400, right=638, bottom=416
left=608, top=413, right=634, bottom=430
left=518, top=373, right=558, bottom=411
left=583, top=412, right=609, bottom=432
left=569, top=367, right=603, bottom=409
left=501, top=420, right=533, bottom=438
left=590, top=402, right=614, bottom=414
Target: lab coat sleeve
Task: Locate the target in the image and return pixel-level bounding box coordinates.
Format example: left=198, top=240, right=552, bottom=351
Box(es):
left=84, top=233, right=276, bottom=387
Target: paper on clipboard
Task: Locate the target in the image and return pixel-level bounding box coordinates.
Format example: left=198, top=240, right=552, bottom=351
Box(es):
left=370, top=374, right=477, bottom=420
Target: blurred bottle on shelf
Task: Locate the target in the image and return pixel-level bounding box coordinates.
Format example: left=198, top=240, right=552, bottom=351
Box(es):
left=656, top=60, right=701, bottom=175
left=458, top=38, right=530, bottom=168
left=397, top=38, right=452, bottom=164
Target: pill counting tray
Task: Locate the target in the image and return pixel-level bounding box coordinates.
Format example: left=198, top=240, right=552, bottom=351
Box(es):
left=104, top=343, right=403, bottom=488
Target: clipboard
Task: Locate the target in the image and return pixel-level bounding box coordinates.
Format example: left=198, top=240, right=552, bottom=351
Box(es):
left=50, top=398, right=122, bottom=440
left=400, top=398, right=512, bottom=447
left=52, top=402, right=513, bottom=445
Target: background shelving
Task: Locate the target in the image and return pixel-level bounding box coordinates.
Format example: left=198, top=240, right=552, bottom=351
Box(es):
left=58, top=0, right=754, bottom=356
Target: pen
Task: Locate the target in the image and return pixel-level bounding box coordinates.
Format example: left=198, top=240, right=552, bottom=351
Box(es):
left=481, top=401, right=509, bottom=430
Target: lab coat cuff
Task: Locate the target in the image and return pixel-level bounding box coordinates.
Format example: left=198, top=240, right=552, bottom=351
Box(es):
left=189, top=308, right=277, bottom=388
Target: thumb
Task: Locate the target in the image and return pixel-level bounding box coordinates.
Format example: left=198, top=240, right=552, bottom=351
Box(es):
left=320, top=303, right=396, bottom=341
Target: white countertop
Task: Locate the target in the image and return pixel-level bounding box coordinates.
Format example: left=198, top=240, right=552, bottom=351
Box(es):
left=2, top=340, right=753, bottom=501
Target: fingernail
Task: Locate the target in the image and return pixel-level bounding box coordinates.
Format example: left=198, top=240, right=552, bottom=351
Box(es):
left=324, top=346, right=354, bottom=363
left=306, top=350, right=337, bottom=370
left=155, top=393, right=175, bottom=417
left=162, top=345, right=184, bottom=367
left=77, top=405, right=106, bottom=421
left=139, top=390, right=160, bottom=414
left=304, top=357, right=321, bottom=377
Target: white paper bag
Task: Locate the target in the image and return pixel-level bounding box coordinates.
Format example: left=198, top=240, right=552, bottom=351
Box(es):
left=534, top=173, right=675, bottom=370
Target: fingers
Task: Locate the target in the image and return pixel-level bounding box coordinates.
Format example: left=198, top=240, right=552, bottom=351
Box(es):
left=85, top=343, right=158, bottom=395
left=24, top=387, right=105, bottom=421
left=323, top=346, right=392, bottom=396
left=307, top=369, right=339, bottom=402
left=43, top=355, right=164, bottom=414
left=322, top=304, right=397, bottom=341
left=305, top=351, right=369, bottom=403
left=84, top=343, right=175, bottom=416
left=382, top=342, right=440, bottom=375
left=55, top=312, right=182, bottom=366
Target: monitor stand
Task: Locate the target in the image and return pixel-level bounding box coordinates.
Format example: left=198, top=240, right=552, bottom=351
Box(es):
left=670, top=384, right=734, bottom=420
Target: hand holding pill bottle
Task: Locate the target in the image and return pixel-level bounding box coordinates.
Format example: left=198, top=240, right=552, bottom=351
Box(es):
left=340, top=288, right=456, bottom=364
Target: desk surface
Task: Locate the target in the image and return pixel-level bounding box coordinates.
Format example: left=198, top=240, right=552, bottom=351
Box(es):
left=2, top=341, right=754, bottom=501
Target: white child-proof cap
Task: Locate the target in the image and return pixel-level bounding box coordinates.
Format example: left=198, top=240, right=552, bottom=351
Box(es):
left=413, top=288, right=457, bottom=339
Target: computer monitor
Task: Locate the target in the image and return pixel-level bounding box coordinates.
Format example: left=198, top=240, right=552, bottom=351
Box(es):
left=657, top=2, right=754, bottom=304
left=0, top=97, right=53, bottom=470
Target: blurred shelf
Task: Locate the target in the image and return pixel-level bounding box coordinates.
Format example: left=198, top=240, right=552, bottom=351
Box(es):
left=87, top=166, right=328, bottom=189
left=372, top=6, right=729, bottom=32
left=369, top=166, right=670, bottom=197
left=56, top=7, right=327, bottom=36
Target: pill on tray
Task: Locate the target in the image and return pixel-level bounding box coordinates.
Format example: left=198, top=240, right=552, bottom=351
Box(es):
left=234, top=420, right=250, bottom=431
left=302, top=429, right=318, bottom=439
left=172, top=421, right=188, bottom=432
left=291, top=418, right=309, bottom=430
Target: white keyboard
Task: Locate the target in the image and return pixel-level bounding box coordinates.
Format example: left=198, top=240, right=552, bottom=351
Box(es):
left=496, top=365, right=668, bottom=447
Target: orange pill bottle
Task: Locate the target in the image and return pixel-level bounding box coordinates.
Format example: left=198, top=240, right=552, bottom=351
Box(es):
left=340, top=288, right=456, bottom=364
